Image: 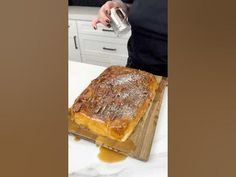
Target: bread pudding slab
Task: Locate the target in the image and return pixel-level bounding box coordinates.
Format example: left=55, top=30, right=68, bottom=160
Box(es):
left=70, top=66, right=159, bottom=142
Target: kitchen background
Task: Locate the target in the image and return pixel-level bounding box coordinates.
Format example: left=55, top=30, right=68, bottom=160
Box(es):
left=68, top=0, right=131, bottom=67
left=68, top=2, right=167, bottom=177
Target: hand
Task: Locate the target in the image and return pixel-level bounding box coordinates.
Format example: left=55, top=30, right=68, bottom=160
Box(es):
left=92, top=1, right=122, bottom=29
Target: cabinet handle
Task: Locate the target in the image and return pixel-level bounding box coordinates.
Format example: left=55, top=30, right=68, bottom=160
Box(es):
left=102, top=29, right=114, bottom=32
left=102, top=47, right=117, bottom=51
left=73, top=36, right=78, bottom=49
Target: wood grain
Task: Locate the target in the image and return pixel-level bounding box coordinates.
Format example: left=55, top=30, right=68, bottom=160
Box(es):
left=68, top=76, right=167, bottom=161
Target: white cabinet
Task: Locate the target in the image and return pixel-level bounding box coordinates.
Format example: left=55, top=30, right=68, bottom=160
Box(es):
left=81, top=54, right=111, bottom=67
left=68, top=20, right=81, bottom=62
left=78, top=34, right=128, bottom=57
left=81, top=53, right=127, bottom=67
left=68, top=36, right=81, bottom=62
left=68, top=20, right=78, bottom=37
left=68, top=9, right=131, bottom=67
left=77, top=20, right=130, bottom=39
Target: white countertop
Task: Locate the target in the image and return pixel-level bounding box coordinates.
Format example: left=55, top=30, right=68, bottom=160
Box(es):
left=69, top=6, right=99, bottom=21
left=68, top=61, right=168, bottom=177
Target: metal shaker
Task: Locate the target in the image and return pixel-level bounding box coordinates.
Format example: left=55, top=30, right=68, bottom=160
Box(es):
left=109, top=7, right=131, bottom=37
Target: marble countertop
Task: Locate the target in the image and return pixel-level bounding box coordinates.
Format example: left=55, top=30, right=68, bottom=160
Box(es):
left=68, top=61, right=168, bottom=177
left=69, top=6, right=99, bottom=21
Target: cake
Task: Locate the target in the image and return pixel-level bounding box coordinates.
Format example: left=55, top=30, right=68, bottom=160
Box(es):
left=70, top=66, right=158, bottom=142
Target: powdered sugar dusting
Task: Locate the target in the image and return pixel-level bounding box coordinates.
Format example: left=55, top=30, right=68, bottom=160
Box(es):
left=92, top=73, right=150, bottom=120
left=109, top=74, right=143, bottom=86
left=73, top=66, right=154, bottom=122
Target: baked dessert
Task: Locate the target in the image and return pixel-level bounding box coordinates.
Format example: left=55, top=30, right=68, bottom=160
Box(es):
left=70, top=66, right=158, bottom=142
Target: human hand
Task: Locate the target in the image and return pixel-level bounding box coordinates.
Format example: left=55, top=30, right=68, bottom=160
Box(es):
left=91, top=1, right=123, bottom=29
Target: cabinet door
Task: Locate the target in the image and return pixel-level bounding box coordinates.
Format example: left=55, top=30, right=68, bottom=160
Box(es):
left=110, top=55, right=127, bottom=66
left=68, top=20, right=78, bottom=37
left=79, top=34, right=129, bottom=57
left=81, top=54, right=111, bottom=67
left=68, top=36, right=81, bottom=62
left=81, top=53, right=127, bottom=67
left=77, top=20, right=131, bottom=39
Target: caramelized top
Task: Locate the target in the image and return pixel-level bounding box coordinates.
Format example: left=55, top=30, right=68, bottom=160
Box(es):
left=72, top=66, right=156, bottom=122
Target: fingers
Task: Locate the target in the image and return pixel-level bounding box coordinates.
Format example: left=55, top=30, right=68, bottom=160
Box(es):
left=92, top=9, right=110, bottom=30
left=99, top=7, right=111, bottom=25
left=91, top=18, right=99, bottom=30
left=99, top=16, right=110, bottom=27
left=92, top=17, right=110, bottom=30
left=102, top=2, right=114, bottom=15
left=92, top=1, right=120, bottom=30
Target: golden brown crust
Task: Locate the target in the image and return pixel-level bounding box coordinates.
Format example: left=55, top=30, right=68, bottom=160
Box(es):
left=70, top=66, right=158, bottom=141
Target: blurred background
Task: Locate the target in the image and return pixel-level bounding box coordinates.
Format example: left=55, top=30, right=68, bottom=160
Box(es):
left=69, top=0, right=109, bottom=7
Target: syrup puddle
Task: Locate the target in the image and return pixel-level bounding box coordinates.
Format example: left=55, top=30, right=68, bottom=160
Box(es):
left=98, top=146, right=127, bottom=163
left=74, top=135, right=80, bottom=141
left=69, top=108, right=127, bottom=163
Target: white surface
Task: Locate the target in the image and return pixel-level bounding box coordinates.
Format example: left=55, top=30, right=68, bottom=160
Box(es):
left=68, top=61, right=168, bottom=177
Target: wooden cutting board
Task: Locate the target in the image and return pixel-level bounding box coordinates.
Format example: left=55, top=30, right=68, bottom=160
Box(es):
left=68, top=76, right=167, bottom=161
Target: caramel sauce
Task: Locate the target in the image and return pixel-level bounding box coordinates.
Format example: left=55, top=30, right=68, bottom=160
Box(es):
left=96, top=136, right=136, bottom=154
left=74, top=135, right=81, bottom=141
left=68, top=108, right=81, bottom=140
left=98, top=146, right=127, bottom=163
left=69, top=108, right=133, bottom=162
left=68, top=110, right=79, bottom=133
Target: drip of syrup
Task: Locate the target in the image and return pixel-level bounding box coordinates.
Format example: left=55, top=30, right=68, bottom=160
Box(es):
left=98, top=146, right=127, bottom=163
left=74, top=135, right=80, bottom=141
